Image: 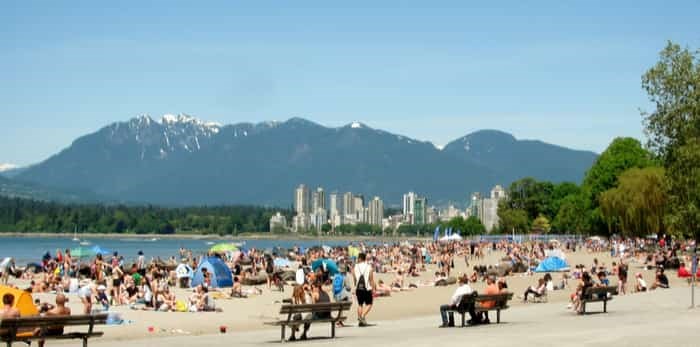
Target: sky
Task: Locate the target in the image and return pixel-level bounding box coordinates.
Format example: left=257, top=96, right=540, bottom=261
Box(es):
left=1, top=1, right=699, bottom=166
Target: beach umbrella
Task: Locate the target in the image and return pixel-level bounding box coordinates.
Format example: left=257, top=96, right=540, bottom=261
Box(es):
left=70, top=247, right=95, bottom=259
left=433, top=226, right=440, bottom=241
left=90, top=245, right=111, bottom=255
left=274, top=257, right=291, bottom=268
left=311, top=258, right=339, bottom=275
left=175, top=264, right=194, bottom=279
left=321, top=245, right=332, bottom=253
left=209, top=243, right=238, bottom=253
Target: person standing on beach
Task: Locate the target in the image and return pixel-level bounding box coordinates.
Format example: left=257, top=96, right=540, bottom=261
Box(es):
left=353, top=252, right=375, bottom=327
left=1, top=257, right=15, bottom=285
left=618, top=262, right=628, bottom=295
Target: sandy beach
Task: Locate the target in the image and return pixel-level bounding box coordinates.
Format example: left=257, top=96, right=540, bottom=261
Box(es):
left=20, top=247, right=699, bottom=346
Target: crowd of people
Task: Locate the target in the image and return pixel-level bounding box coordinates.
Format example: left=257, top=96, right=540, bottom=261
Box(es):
left=0, top=234, right=696, bottom=342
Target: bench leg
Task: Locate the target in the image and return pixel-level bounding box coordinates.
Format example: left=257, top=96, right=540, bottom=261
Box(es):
left=83, top=337, right=88, bottom=347
left=461, top=313, right=466, bottom=327
left=281, top=326, right=285, bottom=343
left=603, top=299, right=607, bottom=313
left=331, top=321, right=336, bottom=338
left=497, top=310, right=501, bottom=324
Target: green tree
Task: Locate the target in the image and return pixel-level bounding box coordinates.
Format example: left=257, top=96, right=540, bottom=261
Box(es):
left=598, top=167, right=667, bottom=237
left=642, top=41, right=700, bottom=240
left=582, top=137, right=655, bottom=233
left=552, top=193, right=588, bottom=233
left=463, top=216, right=486, bottom=235
left=531, top=214, right=551, bottom=233
left=497, top=202, right=529, bottom=233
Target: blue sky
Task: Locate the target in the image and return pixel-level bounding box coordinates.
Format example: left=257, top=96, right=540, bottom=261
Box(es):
left=2, top=1, right=699, bottom=166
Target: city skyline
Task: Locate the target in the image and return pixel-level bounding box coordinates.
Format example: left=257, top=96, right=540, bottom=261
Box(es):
left=3, top=2, right=699, bottom=166
left=287, top=182, right=505, bottom=232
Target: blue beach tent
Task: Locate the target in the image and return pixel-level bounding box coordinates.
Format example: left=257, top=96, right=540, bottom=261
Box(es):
left=191, top=256, right=233, bottom=288
left=535, top=256, right=570, bottom=272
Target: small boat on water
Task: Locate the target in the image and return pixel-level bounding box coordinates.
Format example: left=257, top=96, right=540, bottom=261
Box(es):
left=79, top=240, right=91, bottom=246
left=72, top=227, right=79, bottom=242
left=150, top=238, right=159, bottom=242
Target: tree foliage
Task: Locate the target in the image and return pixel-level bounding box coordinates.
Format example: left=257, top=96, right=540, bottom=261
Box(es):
left=642, top=41, right=700, bottom=240
left=441, top=216, right=486, bottom=236
left=598, top=167, right=667, bottom=237
left=0, top=196, right=291, bottom=235
left=531, top=214, right=551, bottom=233
left=581, top=137, right=656, bottom=233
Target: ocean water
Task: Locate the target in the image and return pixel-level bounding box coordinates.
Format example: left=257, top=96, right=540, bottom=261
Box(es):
left=0, top=236, right=369, bottom=266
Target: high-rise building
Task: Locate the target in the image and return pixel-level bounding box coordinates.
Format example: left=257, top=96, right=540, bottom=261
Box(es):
left=402, top=192, right=416, bottom=221
left=292, top=214, right=309, bottom=232
left=294, top=184, right=310, bottom=215
left=480, top=185, right=507, bottom=232
left=413, top=197, right=427, bottom=225
left=312, top=187, right=326, bottom=212
left=309, top=208, right=327, bottom=230
left=368, top=197, right=384, bottom=226
left=329, top=192, right=343, bottom=227
left=353, top=195, right=364, bottom=213
left=343, top=192, right=355, bottom=217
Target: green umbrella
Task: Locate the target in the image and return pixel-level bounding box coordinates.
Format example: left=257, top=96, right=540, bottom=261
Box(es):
left=70, top=247, right=96, bottom=259
left=209, top=243, right=239, bottom=253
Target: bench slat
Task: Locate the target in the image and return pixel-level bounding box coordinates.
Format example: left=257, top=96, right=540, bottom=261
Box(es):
left=265, top=317, right=347, bottom=326
left=0, top=314, right=108, bottom=329
left=279, top=302, right=352, bottom=314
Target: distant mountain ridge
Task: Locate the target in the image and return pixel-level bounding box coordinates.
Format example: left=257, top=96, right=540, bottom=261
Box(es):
left=14, top=115, right=598, bottom=206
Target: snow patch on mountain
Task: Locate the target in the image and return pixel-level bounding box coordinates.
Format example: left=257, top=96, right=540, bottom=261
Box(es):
left=0, top=163, right=18, bottom=172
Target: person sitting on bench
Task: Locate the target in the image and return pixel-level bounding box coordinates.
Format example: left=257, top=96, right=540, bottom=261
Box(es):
left=37, top=294, right=71, bottom=347
left=0, top=293, right=20, bottom=319
left=438, top=275, right=475, bottom=327
left=296, top=281, right=331, bottom=341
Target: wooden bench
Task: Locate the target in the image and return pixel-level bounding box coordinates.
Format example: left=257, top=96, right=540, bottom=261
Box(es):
left=581, top=286, right=617, bottom=314
left=265, top=302, right=351, bottom=342
left=0, top=314, right=108, bottom=347
left=449, top=292, right=513, bottom=326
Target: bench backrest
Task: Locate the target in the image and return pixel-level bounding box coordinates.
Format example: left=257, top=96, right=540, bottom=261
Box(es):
left=460, top=292, right=513, bottom=308
left=583, top=286, right=617, bottom=297
left=0, top=314, right=109, bottom=329
left=279, top=302, right=352, bottom=315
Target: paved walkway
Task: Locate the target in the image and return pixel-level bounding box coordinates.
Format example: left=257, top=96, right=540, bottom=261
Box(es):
left=88, top=287, right=700, bottom=347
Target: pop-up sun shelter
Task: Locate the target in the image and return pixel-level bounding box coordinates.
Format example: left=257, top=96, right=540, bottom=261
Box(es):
left=535, top=256, right=570, bottom=272
left=191, top=256, right=233, bottom=288
left=0, top=285, right=38, bottom=316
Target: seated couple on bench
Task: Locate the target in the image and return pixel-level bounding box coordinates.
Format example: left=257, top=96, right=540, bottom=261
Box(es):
left=1, top=293, right=72, bottom=347
left=439, top=276, right=503, bottom=327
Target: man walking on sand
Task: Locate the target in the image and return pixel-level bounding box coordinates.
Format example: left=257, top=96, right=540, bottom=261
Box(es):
left=353, top=252, right=375, bottom=327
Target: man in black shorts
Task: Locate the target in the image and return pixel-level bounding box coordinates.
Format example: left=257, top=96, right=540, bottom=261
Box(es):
left=353, top=252, right=375, bottom=327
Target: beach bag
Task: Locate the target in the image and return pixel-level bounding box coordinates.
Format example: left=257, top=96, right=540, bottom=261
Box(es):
left=175, top=300, right=187, bottom=312
left=356, top=274, right=367, bottom=291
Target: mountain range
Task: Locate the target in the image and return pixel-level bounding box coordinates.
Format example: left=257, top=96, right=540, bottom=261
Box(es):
left=9, top=114, right=598, bottom=206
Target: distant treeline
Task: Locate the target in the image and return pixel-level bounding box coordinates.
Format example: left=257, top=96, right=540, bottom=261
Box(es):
left=0, top=196, right=293, bottom=235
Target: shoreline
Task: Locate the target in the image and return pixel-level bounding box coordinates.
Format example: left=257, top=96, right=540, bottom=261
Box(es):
left=0, top=231, right=430, bottom=242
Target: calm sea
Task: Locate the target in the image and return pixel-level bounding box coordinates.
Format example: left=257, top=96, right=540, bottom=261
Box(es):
left=0, top=236, right=370, bottom=266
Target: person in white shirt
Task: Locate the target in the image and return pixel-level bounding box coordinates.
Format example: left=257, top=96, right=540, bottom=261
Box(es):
left=353, top=252, right=375, bottom=327
left=439, top=275, right=474, bottom=327
left=0, top=257, right=15, bottom=285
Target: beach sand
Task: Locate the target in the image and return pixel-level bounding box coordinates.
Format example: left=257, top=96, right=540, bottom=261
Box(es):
left=24, top=248, right=696, bottom=345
